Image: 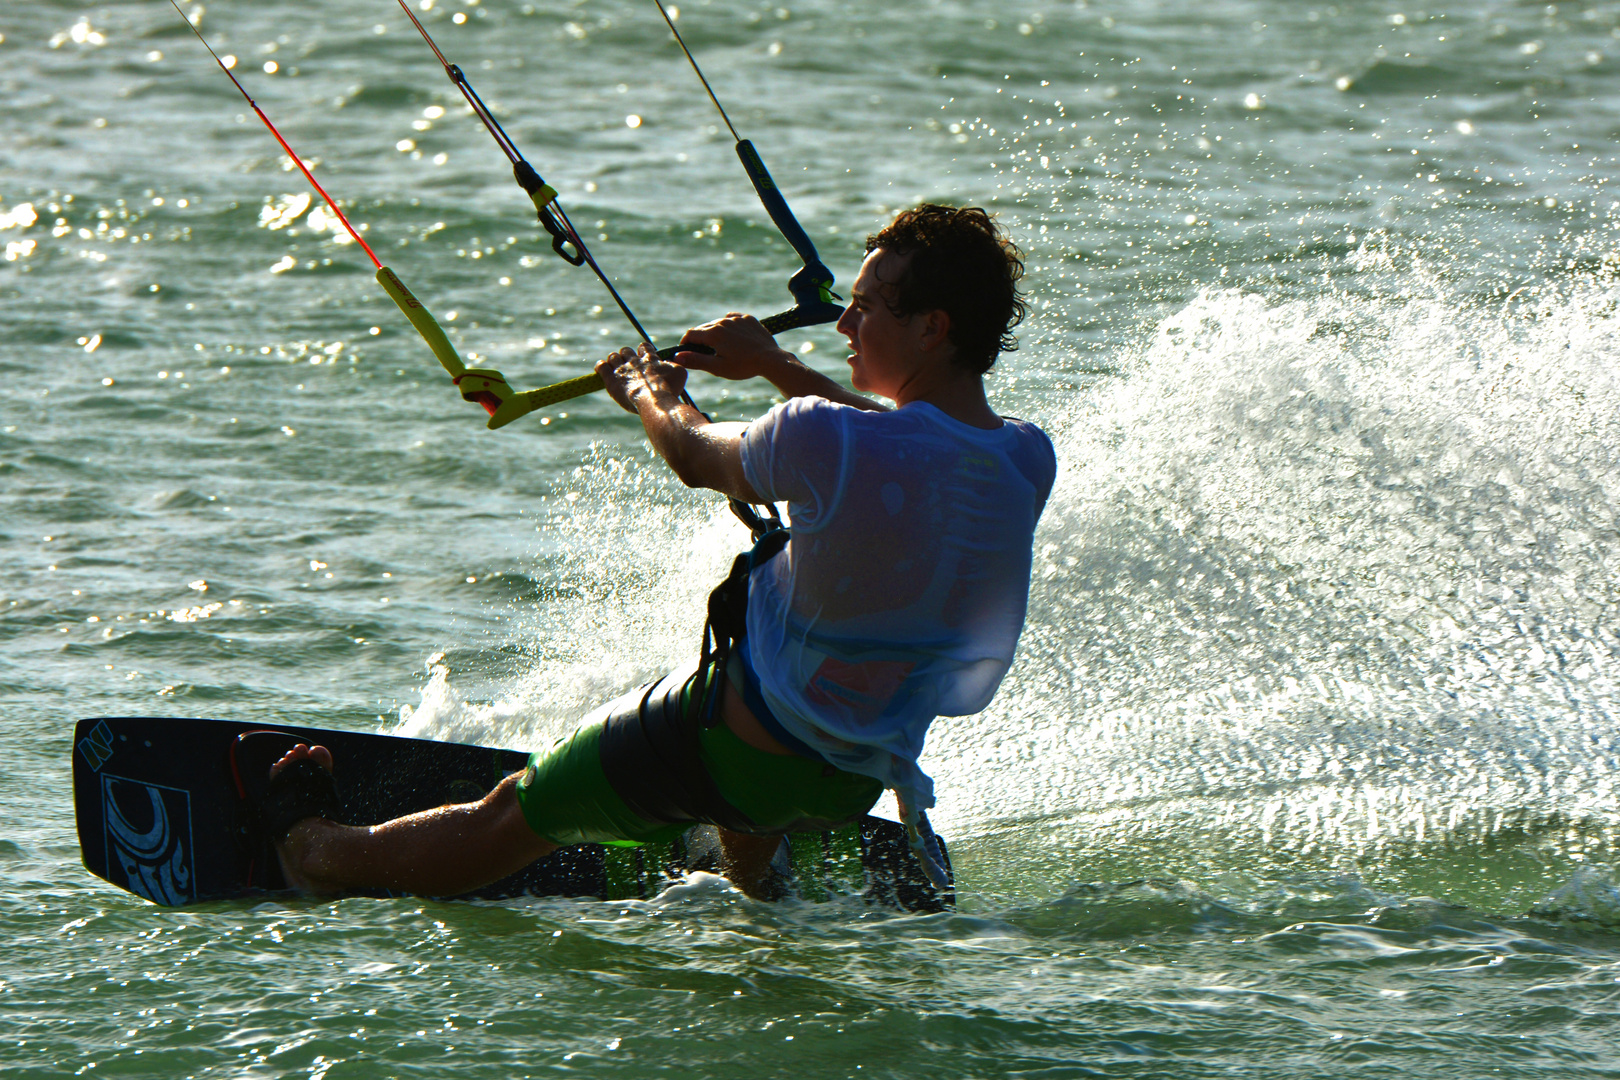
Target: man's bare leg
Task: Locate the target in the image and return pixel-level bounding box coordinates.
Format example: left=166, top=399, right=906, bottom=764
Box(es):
left=270, top=744, right=557, bottom=896
left=716, top=828, right=786, bottom=898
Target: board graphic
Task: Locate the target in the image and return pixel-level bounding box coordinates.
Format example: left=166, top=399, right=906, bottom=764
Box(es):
left=72, top=716, right=952, bottom=911
left=100, top=772, right=196, bottom=906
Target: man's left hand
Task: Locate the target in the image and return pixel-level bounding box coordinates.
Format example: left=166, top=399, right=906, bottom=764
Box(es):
left=596, top=345, right=688, bottom=415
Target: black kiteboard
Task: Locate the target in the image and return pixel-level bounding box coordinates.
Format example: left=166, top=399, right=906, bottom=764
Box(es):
left=72, top=716, right=952, bottom=911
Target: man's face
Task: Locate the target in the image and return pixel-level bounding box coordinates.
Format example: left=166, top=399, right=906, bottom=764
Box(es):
left=836, top=247, right=932, bottom=401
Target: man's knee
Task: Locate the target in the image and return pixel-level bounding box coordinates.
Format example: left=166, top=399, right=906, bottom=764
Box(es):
left=486, top=772, right=556, bottom=860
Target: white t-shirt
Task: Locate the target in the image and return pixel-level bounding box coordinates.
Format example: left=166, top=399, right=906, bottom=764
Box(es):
left=738, top=396, right=1057, bottom=811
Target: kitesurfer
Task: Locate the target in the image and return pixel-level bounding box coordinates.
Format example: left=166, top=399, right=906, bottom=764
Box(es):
left=262, top=204, right=1056, bottom=899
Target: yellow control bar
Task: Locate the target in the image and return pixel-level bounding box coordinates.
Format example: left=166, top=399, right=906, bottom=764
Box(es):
left=377, top=264, right=607, bottom=430
left=376, top=266, right=465, bottom=379
left=487, top=372, right=605, bottom=429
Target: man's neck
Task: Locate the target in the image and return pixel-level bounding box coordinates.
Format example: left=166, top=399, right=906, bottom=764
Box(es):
left=898, top=373, right=1002, bottom=430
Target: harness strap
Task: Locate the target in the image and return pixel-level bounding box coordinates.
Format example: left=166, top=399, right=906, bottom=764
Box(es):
left=697, top=525, right=790, bottom=726
left=599, top=525, right=795, bottom=838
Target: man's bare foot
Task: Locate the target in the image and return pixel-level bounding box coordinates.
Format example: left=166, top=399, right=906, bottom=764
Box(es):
left=268, top=743, right=336, bottom=893
left=270, top=742, right=334, bottom=780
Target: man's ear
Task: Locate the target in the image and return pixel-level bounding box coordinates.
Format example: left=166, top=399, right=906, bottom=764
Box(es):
left=917, top=308, right=952, bottom=352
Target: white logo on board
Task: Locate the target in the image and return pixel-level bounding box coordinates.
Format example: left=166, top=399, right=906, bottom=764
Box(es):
left=102, top=775, right=195, bottom=906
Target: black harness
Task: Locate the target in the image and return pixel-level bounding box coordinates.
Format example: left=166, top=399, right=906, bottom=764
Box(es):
left=695, top=525, right=790, bottom=727
left=596, top=524, right=790, bottom=836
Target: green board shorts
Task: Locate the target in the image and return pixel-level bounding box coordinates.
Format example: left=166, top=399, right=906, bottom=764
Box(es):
left=514, top=664, right=883, bottom=847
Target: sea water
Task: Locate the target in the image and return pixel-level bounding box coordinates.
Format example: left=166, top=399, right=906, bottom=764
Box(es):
left=5, top=0, right=1620, bottom=1075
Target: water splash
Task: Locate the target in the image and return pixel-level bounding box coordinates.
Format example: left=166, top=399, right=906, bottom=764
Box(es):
left=933, top=266, right=1620, bottom=897
left=395, top=448, right=736, bottom=750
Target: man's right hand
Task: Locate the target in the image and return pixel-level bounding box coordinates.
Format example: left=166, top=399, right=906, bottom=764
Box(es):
left=596, top=345, right=690, bottom=415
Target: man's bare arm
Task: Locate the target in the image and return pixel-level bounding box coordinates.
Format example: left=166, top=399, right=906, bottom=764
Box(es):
left=674, top=313, right=887, bottom=413
left=746, top=348, right=886, bottom=412
left=595, top=346, right=762, bottom=503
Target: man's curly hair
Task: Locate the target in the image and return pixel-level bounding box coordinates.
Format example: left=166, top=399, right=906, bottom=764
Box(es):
left=865, top=204, right=1026, bottom=376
